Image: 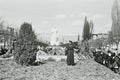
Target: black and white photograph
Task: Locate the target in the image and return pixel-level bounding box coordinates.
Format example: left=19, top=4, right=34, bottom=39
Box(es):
left=0, top=0, right=120, bottom=80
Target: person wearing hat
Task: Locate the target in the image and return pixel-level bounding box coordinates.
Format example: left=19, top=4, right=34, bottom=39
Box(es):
left=66, top=41, right=75, bottom=66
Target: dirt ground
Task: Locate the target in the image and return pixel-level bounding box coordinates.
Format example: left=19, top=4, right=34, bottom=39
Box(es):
left=0, top=58, right=120, bottom=80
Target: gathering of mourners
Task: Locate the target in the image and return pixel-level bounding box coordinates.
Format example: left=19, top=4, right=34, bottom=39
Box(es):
left=63, top=40, right=120, bottom=74
left=1, top=0, right=120, bottom=79
left=1, top=37, right=120, bottom=75
left=0, top=19, right=120, bottom=76
left=91, top=46, right=120, bottom=73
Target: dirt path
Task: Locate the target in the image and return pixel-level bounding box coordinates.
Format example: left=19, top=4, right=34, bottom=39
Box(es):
left=0, top=59, right=120, bottom=80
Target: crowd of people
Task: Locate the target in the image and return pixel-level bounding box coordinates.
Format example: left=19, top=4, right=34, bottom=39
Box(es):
left=65, top=40, right=120, bottom=74
left=91, top=47, right=120, bottom=73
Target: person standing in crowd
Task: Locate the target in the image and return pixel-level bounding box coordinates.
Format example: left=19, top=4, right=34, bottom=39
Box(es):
left=66, top=41, right=75, bottom=66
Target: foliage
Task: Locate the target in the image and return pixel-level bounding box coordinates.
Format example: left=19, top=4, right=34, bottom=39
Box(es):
left=36, top=41, right=49, bottom=48
left=82, top=17, right=90, bottom=41
left=111, top=0, right=120, bottom=44
left=0, top=18, right=5, bottom=30
left=89, top=20, right=94, bottom=38
left=79, top=41, right=94, bottom=60
left=89, top=39, right=104, bottom=48
left=14, top=22, right=38, bottom=66
left=107, top=31, right=115, bottom=45
left=82, top=17, right=94, bottom=41
left=0, top=18, right=16, bottom=48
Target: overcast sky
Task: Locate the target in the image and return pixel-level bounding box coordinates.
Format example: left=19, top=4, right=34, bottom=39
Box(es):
left=0, top=0, right=114, bottom=35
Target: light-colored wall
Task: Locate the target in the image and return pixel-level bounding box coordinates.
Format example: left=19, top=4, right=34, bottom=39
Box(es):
left=37, top=33, right=81, bottom=43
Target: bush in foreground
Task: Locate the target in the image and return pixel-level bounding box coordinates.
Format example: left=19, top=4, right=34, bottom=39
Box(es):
left=14, top=22, right=38, bottom=66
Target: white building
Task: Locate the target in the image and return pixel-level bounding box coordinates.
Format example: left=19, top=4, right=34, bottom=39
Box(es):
left=92, top=33, right=108, bottom=39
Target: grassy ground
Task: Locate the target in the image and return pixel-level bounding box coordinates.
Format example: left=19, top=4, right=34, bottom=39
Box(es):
left=0, top=58, right=120, bottom=80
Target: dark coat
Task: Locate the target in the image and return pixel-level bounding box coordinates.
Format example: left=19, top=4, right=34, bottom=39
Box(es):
left=66, top=44, right=75, bottom=65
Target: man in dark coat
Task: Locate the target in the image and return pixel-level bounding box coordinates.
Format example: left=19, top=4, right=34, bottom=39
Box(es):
left=66, top=41, right=75, bottom=66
